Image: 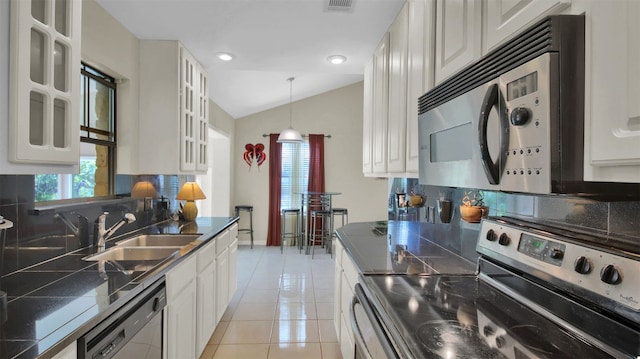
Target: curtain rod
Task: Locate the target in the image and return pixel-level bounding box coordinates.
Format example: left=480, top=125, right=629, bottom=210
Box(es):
left=262, top=133, right=332, bottom=138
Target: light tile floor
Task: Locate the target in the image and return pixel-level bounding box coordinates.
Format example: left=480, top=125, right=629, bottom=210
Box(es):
left=199, top=245, right=343, bottom=359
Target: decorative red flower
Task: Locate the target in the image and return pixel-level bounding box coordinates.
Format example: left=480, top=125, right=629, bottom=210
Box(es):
left=244, top=143, right=266, bottom=167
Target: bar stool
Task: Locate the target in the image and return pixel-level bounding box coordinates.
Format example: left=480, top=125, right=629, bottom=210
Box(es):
left=303, top=193, right=332, bottom=255
left=281, top=208, right=301, bottom=254
left=330, top=208, right=348, bottom=257
left=331, top=208, right=349, bottom=230
left=310, top=209, right=332, bottom=259
left=234, top=205, right=254, bottom=249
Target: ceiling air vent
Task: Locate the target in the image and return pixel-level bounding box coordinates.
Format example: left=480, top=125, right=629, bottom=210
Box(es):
left=325, top=0, right=353, bottom=12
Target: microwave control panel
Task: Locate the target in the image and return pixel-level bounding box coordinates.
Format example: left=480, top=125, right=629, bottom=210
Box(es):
left=498, top=53, right=554, bottom=194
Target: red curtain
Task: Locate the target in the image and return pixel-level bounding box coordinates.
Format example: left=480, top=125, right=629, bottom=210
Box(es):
left=266, top=134, right=282, bottom=246
left=308, top=134, right=325, bottom=242
left=308, top=134, right=325, bottom=193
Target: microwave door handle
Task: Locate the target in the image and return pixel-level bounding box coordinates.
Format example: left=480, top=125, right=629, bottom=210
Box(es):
left=478, top=84, right=510, bottom=185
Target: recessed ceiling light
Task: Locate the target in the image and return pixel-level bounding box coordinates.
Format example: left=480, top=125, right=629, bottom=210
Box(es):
left=327, top=55, right=347, bottom=65
left=217, top=52, right=234, bottom=61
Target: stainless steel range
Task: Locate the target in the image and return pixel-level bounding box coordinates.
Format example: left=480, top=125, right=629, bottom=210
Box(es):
left=351, top=217, right=640, bottom=358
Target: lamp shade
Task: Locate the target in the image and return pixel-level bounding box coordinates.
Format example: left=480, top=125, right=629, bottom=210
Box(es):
left=131, top=181, right=158, bottom=199
left=176, top=182, right=206, bottom=221
left=277, top=77, right=304, bottom=143
left=176, top=182, right=206, bottom=201
left=277, top=127, right=304, bottom=143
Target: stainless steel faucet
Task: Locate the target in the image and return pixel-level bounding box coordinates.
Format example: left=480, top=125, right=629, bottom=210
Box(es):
left=54, top=212, right=90, bottom=246
left=96, top=212, right=136, bottom=250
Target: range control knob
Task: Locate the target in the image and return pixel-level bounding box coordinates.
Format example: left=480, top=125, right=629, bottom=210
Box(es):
left=498, top=233, right=510, bottom=246
left=574, top=256, right=592, bottom=274
left=510, top=107, right=531, bottom=126
left=600, top=265, right=622, bottom=285
left=495, top=335, right=507, bottom=349
left=549, top=248, right=564, bottom=260
left=486, top=229, right=498, bottom=242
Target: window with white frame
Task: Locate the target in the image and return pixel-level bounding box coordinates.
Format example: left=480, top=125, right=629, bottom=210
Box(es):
left=35, top=64, right=116, bottom=202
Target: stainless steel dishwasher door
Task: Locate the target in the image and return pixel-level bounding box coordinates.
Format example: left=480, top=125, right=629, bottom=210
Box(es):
left=112, top=309, right=163, bottom=359
left=78, top=280, right=166, bottom=359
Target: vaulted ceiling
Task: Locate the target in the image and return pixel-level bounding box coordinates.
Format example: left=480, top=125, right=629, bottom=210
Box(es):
left=95, top=0, right=405, bottom=119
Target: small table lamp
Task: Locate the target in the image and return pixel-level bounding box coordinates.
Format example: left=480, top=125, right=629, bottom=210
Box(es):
left=176, top=182, right=206, bottom=221
left=131, top=181, right=159, bottom=211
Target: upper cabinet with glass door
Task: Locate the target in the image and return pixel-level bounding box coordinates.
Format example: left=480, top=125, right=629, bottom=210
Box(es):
left=138, top=40, right=208, bottom=175
left=9, top=0, right=82, bottom=165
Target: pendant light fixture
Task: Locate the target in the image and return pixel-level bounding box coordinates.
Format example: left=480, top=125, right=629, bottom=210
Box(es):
left=277, top=77, right=304, bottom=143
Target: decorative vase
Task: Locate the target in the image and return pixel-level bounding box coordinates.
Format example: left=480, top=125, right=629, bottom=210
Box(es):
left=459, top=205, right=487, bottom=223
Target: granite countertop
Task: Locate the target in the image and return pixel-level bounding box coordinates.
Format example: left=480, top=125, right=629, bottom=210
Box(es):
left=336, top=220, right=476, bottom=275
left=0, top=217, right=238, bottom=359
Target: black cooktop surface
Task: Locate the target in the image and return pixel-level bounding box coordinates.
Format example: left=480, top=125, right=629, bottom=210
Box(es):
left=361, top=273, right=616, bottom=359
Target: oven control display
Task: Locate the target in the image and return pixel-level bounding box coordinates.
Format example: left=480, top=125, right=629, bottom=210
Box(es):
left=518, top=234, right=565, bottom=266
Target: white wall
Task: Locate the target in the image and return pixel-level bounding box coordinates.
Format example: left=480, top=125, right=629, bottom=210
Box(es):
left=234, top=82, right=388, bottom=246
left=198, top=128, right=232, bottom=217
left=210, top=101, right=237, bottom=215
left=81, top=0, right=140, bottom=174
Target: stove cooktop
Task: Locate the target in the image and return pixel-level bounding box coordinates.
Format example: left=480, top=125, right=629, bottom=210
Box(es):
left=361, top=273, right=616, bottom=359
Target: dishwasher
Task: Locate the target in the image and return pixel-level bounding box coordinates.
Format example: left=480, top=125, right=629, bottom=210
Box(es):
left=78, top=279, right=166, bottom=359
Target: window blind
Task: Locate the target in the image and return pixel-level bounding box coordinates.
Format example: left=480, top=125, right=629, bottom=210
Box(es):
left=281, top=142, right=310, bottom=210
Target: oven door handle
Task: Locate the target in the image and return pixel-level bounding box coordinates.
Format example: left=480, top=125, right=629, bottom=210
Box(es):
left=478, top=83, right=510, bottom=185
left=350, top=283, right=399, bottom=359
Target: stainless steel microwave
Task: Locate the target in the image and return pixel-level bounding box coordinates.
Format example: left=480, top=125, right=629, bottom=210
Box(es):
left=419, top=51, right=562, bottom=194
left=418, top=15, right=638, bottom=197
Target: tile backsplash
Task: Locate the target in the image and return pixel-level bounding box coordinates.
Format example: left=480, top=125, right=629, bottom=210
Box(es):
left=0, top=174, right=184, bottom=276
left=389, top=178, right=640, bottom=263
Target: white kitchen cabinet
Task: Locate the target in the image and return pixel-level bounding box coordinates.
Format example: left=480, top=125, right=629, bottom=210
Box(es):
left=406, top=0, right=436, bottom=176
left=434, top=0, right=481, bottom=85
left=9, top=0, right=81, bottom=165
left=216, top=247, right=229, bottom=323
left=387, top=2, right=409, bottom=174
left=583, top=1, right=640, bottom=183
left=165, top=254, right=197, bottom=359
left=483, top=0, right=570, bottom=53
left=334, top=239, right=359, bottom=359
left=138, top=40, right=208, bottom=175
left=371, top=33, right=390, bottom=175
left=215, top=229, right=231, bottom=323
left=51, top=341, right=77, bottom=359
left=333, top=240, right=344, bottom=338
left=196, top=63, right=209, bottom=172
left=435, top=0, right=571, bottom=85
left=196, top=239, right=217, bottom=357
left=228, top=224, right=238, bottom=303
left=362, top=57, right=374, bottom=176
left=167, top=227, right=237, bottom=359
left=364, top=0, right=435, bottom=178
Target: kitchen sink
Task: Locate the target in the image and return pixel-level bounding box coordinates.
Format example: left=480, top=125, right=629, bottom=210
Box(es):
left=115, top=234, right=201, bottom=247
left=83, top=246, right=181, bottom=262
